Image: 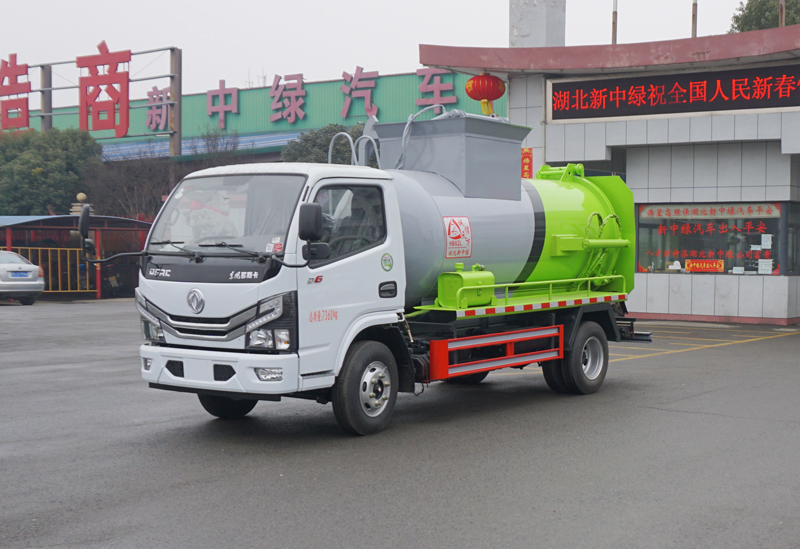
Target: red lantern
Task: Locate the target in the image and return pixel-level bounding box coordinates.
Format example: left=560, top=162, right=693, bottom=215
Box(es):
left=465, top=73, right=506, bottom=116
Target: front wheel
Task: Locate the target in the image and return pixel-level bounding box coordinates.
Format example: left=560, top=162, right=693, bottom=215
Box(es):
left=562, top=321, right=609, bottom=395
left=198, top=394, right=257, bottom=419
left=332, top=341, right=399, bottom=435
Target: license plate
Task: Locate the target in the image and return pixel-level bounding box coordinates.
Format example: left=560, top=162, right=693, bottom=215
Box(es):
left=10, top=272, right=29, bottom=278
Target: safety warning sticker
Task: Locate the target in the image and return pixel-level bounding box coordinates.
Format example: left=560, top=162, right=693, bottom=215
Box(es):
left=443, top=216, right=472, bottom=258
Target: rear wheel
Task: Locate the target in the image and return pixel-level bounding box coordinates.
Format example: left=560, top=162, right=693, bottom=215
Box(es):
left=18, top=296, right=36, bottom=306
left=562, top=321, right=608, bottom=395
left=198, top=394, right=257, bottom=419
left=541, top=359, right=572, bottom=393
left=332, top=341, right=398, bottom=436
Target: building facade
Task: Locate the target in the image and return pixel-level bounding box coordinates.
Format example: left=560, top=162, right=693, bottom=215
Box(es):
left=422, top=8, right=800, bottom=324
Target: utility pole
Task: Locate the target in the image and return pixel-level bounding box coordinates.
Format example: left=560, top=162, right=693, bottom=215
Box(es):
left=692, top=0, right=698, bottom=38
left=780, top=0, right=786, bottom=27
left=169, top=48, right=182, bottom=159
left=40, top=65, right=52, bottom=132
left=612, top=0, right=618, bottom=44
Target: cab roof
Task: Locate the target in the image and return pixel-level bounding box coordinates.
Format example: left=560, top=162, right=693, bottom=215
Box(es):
left=185, top=163, right=391, bottom=181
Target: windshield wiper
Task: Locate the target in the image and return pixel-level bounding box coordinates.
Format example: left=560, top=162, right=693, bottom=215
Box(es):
left=197, top=242, right=269, bottom=263
left=149, top=240, right=204, bottom=263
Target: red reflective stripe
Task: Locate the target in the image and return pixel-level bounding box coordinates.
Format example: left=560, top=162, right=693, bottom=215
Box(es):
left=465, top=310, right=476, bottom=317
left=558, top=301, right=567, bottom=307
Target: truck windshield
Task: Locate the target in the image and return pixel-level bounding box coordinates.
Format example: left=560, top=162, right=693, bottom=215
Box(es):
left=148, top=174, right=306, bottom=255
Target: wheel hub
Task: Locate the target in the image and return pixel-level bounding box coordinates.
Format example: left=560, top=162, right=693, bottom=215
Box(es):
left=581, top=336, right=604, bottom=380
left=360, top=361, right=391, bottom=417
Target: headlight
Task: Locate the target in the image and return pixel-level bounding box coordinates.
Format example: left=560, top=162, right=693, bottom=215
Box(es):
left=274, top=329, right=290, bottom=350
left=246, top=295, right=283, bottom=332
left=246, top=293, right=296, bottom=351
left=249, top=329, right=274, bottom=349
left=136, top=292, right=165, bottom=342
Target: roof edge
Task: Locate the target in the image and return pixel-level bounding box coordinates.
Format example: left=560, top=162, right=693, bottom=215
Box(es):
left=420, top=25, right=800, bottom=75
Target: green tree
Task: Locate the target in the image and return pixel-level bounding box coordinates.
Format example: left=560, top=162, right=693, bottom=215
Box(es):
left=0, top=129, right=102, bottom=216
left=730, top=0, right=800, bottom=32
left=281, top=124, right=377, bottom=166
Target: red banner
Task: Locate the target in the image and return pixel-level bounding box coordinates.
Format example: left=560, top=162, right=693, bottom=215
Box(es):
left=685, top=259, right=725, bottom=273
left=521, top=148, right=533, bottom=179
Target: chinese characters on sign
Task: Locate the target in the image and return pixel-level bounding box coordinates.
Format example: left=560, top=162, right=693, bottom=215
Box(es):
left=270, top=74, right=306, bottom=123
left=207, top=80, right=238, bottom=129
left=685, top=260, right=725, bottom=273
left=443, top=216, right=472, bottom=258
left=76, top=41, right=131, bottom=138
left=341, top=66, right=378, bottom=118
left=551, top=64, right=800, bottom=120
left=521, top=148, right=534, bottom=178
left=416, top=68, right=457, bottom=113
left=145, top=86, right=171, bottom=131
left=639, top=203, right=781, bottom=220
left=0, top=54, right=31, bottom=130
left=638, top=202, right=780, bottom=275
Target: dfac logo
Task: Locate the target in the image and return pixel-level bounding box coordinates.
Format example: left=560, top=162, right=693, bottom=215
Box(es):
left=187, top=289, right=205, bottom=314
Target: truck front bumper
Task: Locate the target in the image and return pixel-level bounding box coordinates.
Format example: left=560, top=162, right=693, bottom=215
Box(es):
left=140, top=345, right=299, bottom=396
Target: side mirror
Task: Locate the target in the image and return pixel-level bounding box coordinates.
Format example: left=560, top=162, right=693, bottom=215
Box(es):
left=298, top=203, right=323, bottom=242
left=83, top=238, right=96, bottom=257
left=78, top=204, right=91, bottom=239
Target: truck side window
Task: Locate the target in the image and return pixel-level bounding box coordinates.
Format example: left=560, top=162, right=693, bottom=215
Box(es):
left=313, top=186, right=386, bottom=261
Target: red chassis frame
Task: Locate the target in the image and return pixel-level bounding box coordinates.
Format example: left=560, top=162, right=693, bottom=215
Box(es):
left=428, top=325, right=564, bottom=381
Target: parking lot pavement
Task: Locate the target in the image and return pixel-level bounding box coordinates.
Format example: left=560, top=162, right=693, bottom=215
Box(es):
left=1, top=301, right=799, bottom=549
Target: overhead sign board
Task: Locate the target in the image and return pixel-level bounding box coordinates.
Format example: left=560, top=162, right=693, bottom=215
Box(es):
left=549, top=63, right=800, bottom=121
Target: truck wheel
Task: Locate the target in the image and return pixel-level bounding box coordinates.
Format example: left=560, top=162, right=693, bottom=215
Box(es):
left=197, top=394, right=257, bottom=419
left=562, top=321, right=608, bottom=395
left=446, top=371, right=489, bottom=385
left=332, top=341, right=398, bottom=436
left=541, top=360, right=571, bottom=393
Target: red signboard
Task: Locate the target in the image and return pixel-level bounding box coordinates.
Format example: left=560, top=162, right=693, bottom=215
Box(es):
left=521, top=148, right=533, bottom=178
left=552, top=63, right=800, bottom=121
left=685, top=259, right=725, bottom=273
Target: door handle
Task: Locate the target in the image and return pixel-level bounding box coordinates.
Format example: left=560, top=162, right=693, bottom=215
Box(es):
left=379, top=281, right=397, bottom=298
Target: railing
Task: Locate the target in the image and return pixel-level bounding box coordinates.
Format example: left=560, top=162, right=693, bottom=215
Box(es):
left=13, top=247, right=93, bottom=293
left=454, top=274, right=628, bottom=310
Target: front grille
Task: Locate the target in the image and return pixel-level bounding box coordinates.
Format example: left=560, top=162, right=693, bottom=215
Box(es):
left=214, top=364, right=236, bottom=381
left=169, top=314, right=230, bottom=325
left=165, top=360, right=184, bottom=377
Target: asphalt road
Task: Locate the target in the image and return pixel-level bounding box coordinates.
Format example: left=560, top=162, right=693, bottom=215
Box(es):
left=1, top=299, right=799, bottom=549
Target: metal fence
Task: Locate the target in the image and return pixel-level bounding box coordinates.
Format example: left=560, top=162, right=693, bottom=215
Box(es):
left=13, top=247, right=93, bottom=293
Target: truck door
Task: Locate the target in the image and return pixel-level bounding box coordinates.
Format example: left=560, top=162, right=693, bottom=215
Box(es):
left=297, top=179, right=404, bottom=376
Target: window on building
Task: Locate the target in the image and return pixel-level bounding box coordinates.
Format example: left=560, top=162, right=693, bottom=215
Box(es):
left=788, top=203, right=800, bottom=275
left=637, top=203, right=780, bottom=275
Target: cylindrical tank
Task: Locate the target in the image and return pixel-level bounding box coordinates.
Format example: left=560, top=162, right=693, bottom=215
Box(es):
left=389, top=167, right=631, bottom=308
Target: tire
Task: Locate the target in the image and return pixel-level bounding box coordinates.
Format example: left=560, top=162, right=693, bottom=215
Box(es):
left=446, top=370, right=490, bottom=385
left=562, top=321, right=608, bottom=395
left=197, top=394, right=257, bottom=419
left=332, top=340, right=399, bottom=436
left=541, top=359, right=572, bottom=393
left=18, top=296, right=36, bottom=306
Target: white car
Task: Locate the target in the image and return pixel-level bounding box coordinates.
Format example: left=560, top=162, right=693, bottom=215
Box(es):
left=0, top=251, right=45, bottom=305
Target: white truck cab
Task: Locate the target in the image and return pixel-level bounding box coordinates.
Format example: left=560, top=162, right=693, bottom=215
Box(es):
left=136, top=163, right=409, bottom=433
